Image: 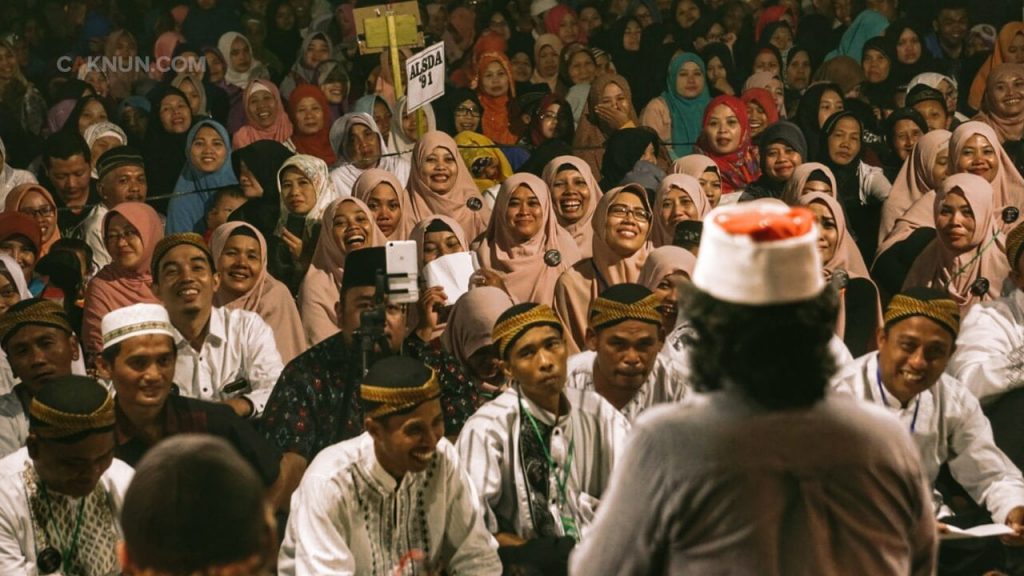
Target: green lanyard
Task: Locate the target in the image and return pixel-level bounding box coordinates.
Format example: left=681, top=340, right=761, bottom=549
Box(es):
left=40, top=484, right=87, bottom=573
left=519, top=394, right=575, bottom=507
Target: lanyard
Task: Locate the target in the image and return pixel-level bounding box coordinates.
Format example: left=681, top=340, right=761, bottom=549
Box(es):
left=876, top=366, right=920, bottom=433
left=39, top=484, right=86, bottom=573
left=518, top=393, right=575, bottom=506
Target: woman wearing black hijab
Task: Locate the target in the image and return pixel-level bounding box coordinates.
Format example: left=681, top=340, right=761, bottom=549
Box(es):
left=861, top=36, right=898, bottom=114
left=701, top=42, right=740, bottom=97
left=142, top=85, right=195, bottom=215
left=228, top=140, right=297, bottom=292
left=794, top=82, right=846, bottom=163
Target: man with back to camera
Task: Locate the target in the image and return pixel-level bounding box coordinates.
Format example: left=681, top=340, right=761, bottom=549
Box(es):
left=572, top=202, right=937, bottom=574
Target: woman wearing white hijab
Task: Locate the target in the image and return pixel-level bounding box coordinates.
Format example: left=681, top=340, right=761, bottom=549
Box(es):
left=0, top=137, right=36, bottom=208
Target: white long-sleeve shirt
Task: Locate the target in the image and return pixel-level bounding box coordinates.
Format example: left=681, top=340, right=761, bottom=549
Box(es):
left=278, top=433, right=500, bottom=575
left=835, top=352, right=1024, bottom=523
left=171, top=306, right=284, bottom=418
left=0, top=448, right=133, bottom=575
left=948, top=289, right=1024, bottom=406
left=455, top=387, right=630, bottom=541
left=565, top=350, right=688, bottom=423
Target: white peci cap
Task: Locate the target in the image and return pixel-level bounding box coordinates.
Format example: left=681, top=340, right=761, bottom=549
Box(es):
left=101, top=303, right=175, bottom=351
left=530, top=0, right=558, bottom=17
left=693, top=203, right=825, bottom=305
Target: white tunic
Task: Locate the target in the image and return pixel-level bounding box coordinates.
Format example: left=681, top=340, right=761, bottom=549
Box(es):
left=834, top=352, right=1024, bottom=523
left=0, top=448, right=133, bottom=574
left=278, top=433, right=500, bottom=575
left=565, top=350, right=688, bottom=422
left=948, top=289, right=1024, bottom=405
left=171, top=306, right=284, bottom=418
left=455, top=387, right=630, bottom=541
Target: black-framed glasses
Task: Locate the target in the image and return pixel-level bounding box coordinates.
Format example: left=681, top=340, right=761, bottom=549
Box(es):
left=454, top=106, right=481, bottom=117
left=19, top=205, right=54, bottom=219
left=607, top=204, right=651, bottom=222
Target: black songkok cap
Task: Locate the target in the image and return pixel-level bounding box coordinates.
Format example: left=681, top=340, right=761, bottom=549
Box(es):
left=96, top=145, right=144, bottom=181
left=341, top=246, right=387, bottom=291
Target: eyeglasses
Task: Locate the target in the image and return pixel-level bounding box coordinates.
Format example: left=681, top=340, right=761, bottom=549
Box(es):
left=19, top=205, right=53, bottom=219
left=607, top=204, right=651, bottom=222
left=539, top=112, right=559, bottom=122
left=454, top=106, right=481, bottom=117
left=104, top=228, right=140, bottom=244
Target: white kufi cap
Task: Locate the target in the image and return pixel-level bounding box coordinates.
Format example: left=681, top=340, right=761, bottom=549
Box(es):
left=693, top=203, right=824, bottom=305
left=101, top=303, right=175, bottom=351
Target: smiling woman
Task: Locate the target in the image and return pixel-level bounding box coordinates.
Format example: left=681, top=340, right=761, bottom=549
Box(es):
left=298, top=196, right=386, bottom=347
left=475, top=173, right=581, bottom=306
left=232, top=80, right=294, bottom=149
left=166, top=119, right=238, bottom=234
left=210, top=222, right=306, bottom=363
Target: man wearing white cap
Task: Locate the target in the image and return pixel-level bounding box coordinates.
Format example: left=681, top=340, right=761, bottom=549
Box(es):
left=571, top=203, right=937, bottom=574
left=96, top=303, right=295, bottom=512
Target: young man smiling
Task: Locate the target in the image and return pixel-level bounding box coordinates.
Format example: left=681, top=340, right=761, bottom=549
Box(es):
left=279, top=356, right=500, bottom=574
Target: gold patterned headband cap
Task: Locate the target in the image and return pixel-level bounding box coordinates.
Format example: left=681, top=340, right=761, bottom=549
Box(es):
left=884, top=292, right=961, bottom=337
left=29, top=375, right=115, bottom=439
left=492, top=303, right=563, bottom=358
left=360, top=357, right=442, bottom=419
left=0, top=298, right=71, bottom=350
left=589, top=284, right=662, bottom=330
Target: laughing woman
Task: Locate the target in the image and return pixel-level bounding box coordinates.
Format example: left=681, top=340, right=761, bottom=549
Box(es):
left=554, top=184, right=653, bottom=353
left=166, top=119, right=238, bottom=234
left=542, top=155, right=603, bottom=258
left=210, top=221, right=306, bottom=363
left=232, top=79, right=294, bottom=149
left=298, top=196, right=386, bottom=346
left=475, top=173, right=581, bottom=306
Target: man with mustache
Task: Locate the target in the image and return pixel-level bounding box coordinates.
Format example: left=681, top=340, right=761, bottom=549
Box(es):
left=279, top=356, right=501, bottom=574
left=565, top=283, right=685, bottom=422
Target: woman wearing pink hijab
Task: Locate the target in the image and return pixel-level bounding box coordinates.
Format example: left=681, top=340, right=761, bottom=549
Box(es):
left=4, top=184, right=61, bottom=258
left=554, top=183, right=654, bottom=353
left=902, top=173, right=1010, bottom=315
left=81, top=202, right=164, bottom=359
left=637, top=245, right=696, bottom=333
left=800, top=192, right=881, bottom=356
left=352, top=169, right=415, bottom=241
left=475, top=173, right=581, bottom=306
left=542, top=155, right=603, bottom=259
left=651, top=174, right=710, bottom=247
left=880, top=129, right=952, bottom=241
left=441, top=285, right=516, bottom=399
left=298, top=196, right=386, bottom=346
left=406, top=131, right=491, bottom=242
left=232, top=79, right=294, bottom=149
left=210, top=221, right=307, bottom=364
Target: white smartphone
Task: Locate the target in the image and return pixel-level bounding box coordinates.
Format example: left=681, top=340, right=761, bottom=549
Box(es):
left=385, top=240, right=420, bottom=304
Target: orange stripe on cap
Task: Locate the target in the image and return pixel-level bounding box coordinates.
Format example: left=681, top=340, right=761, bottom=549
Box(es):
left=712, top=207, right=816, bottom=241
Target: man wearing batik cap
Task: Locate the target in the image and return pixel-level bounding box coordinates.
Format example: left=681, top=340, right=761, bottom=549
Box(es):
left=280, top=356, right=501, bottom=575
left=836, top=288, right=1024, bottom=570
left=0, top=298, right=80, bottom=457
left=97, top=303, right=286, bottom=506
left=0, top=375, right=134, bottom=575
left=565, top=283, right=686, bottom=422
left=150, top=233, right=284, bottom=420
left=456, top=302, right=629, bottom=576
left=573, top=203, right=937, bottom=574
left=78, top=145, right=147, bottom=269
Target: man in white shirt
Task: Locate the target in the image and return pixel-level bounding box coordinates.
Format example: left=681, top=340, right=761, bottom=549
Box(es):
left=76, top=146, right=148, bottom=270
left=280, top=356, right=501, bottom=575
left=456, top=302, right=629, bottom=575
left=835, top=288, right=1024, bottom=572
left=566, top=283, right=686, bottom=422
left=0, top=375, right=133, bottom=575
left=150, top=233, right=284, bottom=419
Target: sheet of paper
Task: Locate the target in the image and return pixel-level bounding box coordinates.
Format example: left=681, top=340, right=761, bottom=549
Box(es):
left=422, top=252, right=476, bottom=304
left=940, top=523, right=1016, bottom=540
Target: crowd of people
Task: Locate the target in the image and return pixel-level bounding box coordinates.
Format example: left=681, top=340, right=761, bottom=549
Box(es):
left=2, top=0, right=1024, bottom=573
